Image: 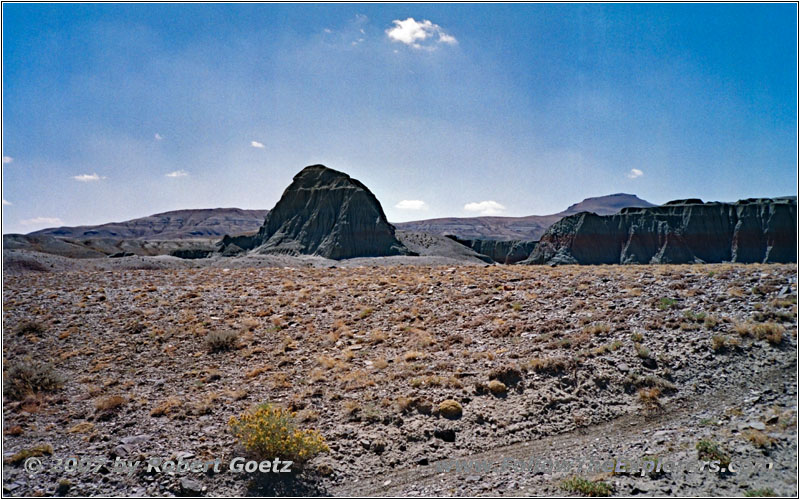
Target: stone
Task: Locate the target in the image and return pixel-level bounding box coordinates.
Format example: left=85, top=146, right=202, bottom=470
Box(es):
left=179, top=478, right=203, bottom=496
left=433, top=429, right=456, bottom=442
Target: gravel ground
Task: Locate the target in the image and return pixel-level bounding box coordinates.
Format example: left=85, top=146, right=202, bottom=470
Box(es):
left=2, top=262, right=796, bottom=496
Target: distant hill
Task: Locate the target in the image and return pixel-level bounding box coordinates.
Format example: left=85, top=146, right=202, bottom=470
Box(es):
left=23, top=194, right=654, bottom=242
left=394, top=193, right=655, bottom=241
left=30, top=208, right=268, bottom=240
left=561, top=193, right=656, bottom=216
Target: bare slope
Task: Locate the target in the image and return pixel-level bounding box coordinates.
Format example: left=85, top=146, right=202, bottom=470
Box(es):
left=395, top=194, right=655, bottom=241
left=28, top=208, right=268, bottom=240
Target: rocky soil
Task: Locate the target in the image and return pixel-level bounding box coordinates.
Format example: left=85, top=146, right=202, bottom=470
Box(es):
left=2, top=263, right=797, bottom=496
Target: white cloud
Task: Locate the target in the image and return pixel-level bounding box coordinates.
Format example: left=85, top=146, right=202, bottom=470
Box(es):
left=21, top=217, right=63, bottom=227
left=395, top=200, right=428, bottom=211
left=72, top=173, right=105, bottom=182
left=165, top=170, right=189, bottom=178
left=2, top=156, right=13, bottom=164
left=464, top=200, right=506, bottom=216
left=386, top=18, right=457, bottom=50
left=2, top=199, right=11, bottom=206
left=154, top=133, right=164, bottom=141
left=250, top=141, right=265, bottom=149
left=627, top=168, right=644, bottom=179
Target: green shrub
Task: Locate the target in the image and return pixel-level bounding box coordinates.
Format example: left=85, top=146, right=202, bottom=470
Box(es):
left=657, top=298, right=677, bottom=310
left=696, top=439, right=730, bottom=468
left=561, top=477, right=612, bottom=497
left=229, top=403, right=328, bottom=463
left=3, top=359, right=64, bottom=400
left=745, top=488, right=777, bottom=497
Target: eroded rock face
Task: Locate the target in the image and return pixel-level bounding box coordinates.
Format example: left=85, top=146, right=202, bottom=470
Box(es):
left=221, top=165, right=410, bottom=260
left=523, top=198, right=797, bottom=265
left=445, top=235, right=537, bottom=264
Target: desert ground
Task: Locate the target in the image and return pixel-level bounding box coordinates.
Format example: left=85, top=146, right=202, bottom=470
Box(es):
left=2, top=263, right=797, bottom=496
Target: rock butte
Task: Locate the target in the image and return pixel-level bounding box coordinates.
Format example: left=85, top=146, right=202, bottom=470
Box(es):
left=220, top=165, right=411, bottom=260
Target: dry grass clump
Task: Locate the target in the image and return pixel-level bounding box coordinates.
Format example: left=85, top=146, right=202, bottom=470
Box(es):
left=205, top=329, right=239, bottom=353
left=13, top=320, right=46, bottom=336
left=487, top=380, right=507, bottom=395
left=438, top=399, right=463, bottom=419
left=735, top=322, right=785, bottom=345
left=368, top=330, right=388, bottom=344
left=3, top=359, right=64, bottom=400
left=151, top=397, right=182, bottom=417
left=625, top=373, right=677, bottom=393
left=402, top=351, right=425, bottom=362
left=582, top=323, right=611, bottom=336
left=5, top=425, right=24, bottom=436
left=743, top=429, right=775, bottom=449
left=4, top=443, right=53, bottom=465
left=638, top=387, right=661, bottom=411
left=95, top=395, right=126, bottom=413
left=68, top=422, right=95, bottom=434
left=527, top=356, right=572, bottom=374
left=634, top=343, right=651, bottom=359
left=711, top=335, right=740, bottom=352
left=395, top=396, right=415, bottom=414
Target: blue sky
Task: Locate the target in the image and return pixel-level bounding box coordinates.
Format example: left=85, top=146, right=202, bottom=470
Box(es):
left=2, top=3, right=797, bottom=233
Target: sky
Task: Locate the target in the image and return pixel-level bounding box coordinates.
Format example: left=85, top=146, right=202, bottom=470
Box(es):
left=2, top=3, right=797, bottom=233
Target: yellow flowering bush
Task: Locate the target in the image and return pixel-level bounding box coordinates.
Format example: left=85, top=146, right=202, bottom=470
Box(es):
left=229, top=403, right=329, bottom=463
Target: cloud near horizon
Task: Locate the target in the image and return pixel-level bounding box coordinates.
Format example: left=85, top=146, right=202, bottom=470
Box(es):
left=2, top=156, right=13, bottom=164
left=464, top=200, right=506, bottom=216
left=3, top=199, right=11, bottom=206
left=72, top=173, right=105, bottom=182
left=627, top=168, right=644, bottom=179
left=165, top=170, right=189, bottom=178
left=395, top=199, right=428, bottom=210
left=21, top=216, right=63, bottom=227
left=386, top=18, right=457, bottom=50
left=251, top=141, right=265, bottom=149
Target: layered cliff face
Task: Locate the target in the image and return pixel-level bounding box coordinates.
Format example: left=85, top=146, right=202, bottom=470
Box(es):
left=444, top=235, right=537, bottom=264
left=219, top=165, right=410, bottom=260
left=523, top=198, right=796, bottom=265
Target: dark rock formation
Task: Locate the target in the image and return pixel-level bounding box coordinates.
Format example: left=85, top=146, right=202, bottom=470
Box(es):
left=523, top=198, right=796, bottom=265
left=219, top=165, right=410, bottom=260
left=444, top=235, right=537, bottom=264
left=170, top=249, right=212, bottom=259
